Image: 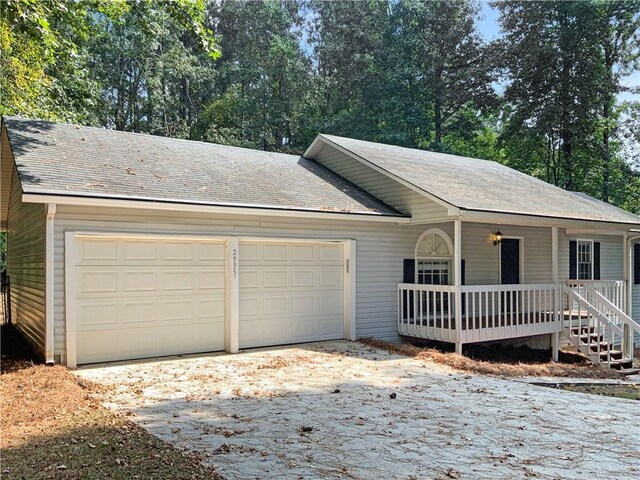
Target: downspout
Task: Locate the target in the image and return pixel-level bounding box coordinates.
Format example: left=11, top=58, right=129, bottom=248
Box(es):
left=45, top=203, right=56, bottom=365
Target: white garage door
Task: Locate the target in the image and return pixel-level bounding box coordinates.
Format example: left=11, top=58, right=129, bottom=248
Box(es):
left=71, top=235, right=225, bottom=364
left=239, top=240, right=345, bottom=349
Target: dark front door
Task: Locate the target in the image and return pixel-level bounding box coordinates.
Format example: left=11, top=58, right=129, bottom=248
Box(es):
left=500, top=238, right=520, bottom=316
left=501, top=238, right=520, bottom=285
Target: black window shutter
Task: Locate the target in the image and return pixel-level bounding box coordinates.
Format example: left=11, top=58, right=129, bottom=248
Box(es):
left=461, top=259, right=466, bottom=286
left=569, top=241, right=577, bottom=279
left=593, top=242, right=600, bottom=280
left=634, top=244, right=640, bottom=285
left=403, top=259, right=415, bottom=283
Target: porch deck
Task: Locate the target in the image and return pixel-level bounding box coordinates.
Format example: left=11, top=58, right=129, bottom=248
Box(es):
left=398, top=281, right=625, bottom=346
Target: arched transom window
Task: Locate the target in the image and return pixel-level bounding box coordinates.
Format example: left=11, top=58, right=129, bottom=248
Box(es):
left=415, top=229, right=453, bottom=285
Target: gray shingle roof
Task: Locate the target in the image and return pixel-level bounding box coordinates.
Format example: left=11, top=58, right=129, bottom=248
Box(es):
left=314, top=134, right=640, bottom=225
left=2, top=117, right=403, bottom=217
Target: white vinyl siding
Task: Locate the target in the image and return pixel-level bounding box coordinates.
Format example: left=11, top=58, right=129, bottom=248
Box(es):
left=7, top=164, right=46, bottom=355
left=313, top=144, right=450, bottom=221
left=52, top=205, right=426, bottom=364
left=459, top=223, right=553, bottom=285
left=558, top=231, right=623, bottom=281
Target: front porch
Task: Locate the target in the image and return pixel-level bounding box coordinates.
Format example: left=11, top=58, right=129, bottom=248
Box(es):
left=398, top=279, right=639, bottom=368
left=397, top=219, right=640, bottom=368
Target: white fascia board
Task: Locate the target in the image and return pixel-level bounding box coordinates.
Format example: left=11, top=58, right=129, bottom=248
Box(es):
left=303, top=135, right=324, bottom=159
left=307, top=135, right=460, bottom=217
left=22, top=193, right=411, bottom=224
left=458, top=209, right=640, bottom=231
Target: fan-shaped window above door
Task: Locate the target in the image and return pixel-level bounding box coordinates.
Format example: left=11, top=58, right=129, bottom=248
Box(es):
left=415, top=229, right=453, bottom=285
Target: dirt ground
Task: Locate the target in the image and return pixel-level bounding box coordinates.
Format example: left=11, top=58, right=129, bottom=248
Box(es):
left=77, top=340, right=640, bottom=480
left=361, top=337, right=625, bottom=378
left=0, top=325, right=222, bottom=480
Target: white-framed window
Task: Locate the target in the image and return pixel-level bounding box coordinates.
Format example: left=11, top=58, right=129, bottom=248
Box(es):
left=417, top=260, right=450, bottom=285
left=415, top=229, right=453, bottom=286
left=577, top=240, right=593, bottom=280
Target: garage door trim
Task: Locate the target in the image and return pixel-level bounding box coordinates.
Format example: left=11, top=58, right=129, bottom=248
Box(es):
left=65, top=232, right=355, bottom=367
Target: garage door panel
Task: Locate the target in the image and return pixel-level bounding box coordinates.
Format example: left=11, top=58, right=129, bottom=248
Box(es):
left=241, top=266, right=343, bottom=291
left=78, top=301, right=118, bottom=327
left=316, top=317, right=343, bottom=337
left=263, top=270, right=288, bottom=288
left=123, top=271, right=157, bottom=292
left=292, top=244, right=314, bottom=261
left=80, top=271, right=117, bottom=294
left=292, top=295, right=315, bottom=314
left=263, top=243, right=288, bottom=261
left=239, top=240, right=345, bottom=349
left=318, top=244, right=342, bottom=262
left=292, top=270, right=315, bottom=287
left=121, top=300, right=157, bottom=324
left=121, top=239, right=157, bottom=261
left=160, top=270, right=195, bottom=291
left=80, top=238, right=118, bottom=261
left=73, top=236, right=226, bottom=364
left=199, top=270, right=225, bottom=290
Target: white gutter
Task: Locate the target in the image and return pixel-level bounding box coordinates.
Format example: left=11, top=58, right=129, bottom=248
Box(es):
left=45, top=203, right=56, bottom=365
left=22, top=193, right=411, bottom=224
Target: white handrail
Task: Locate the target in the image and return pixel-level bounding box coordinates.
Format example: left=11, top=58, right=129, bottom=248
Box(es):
left=583, top=285, right=640, bottom=358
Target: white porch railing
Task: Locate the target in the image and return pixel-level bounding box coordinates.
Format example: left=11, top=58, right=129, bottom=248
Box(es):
left=398, top=283, right=560, bottom=344
left=565, top=280, right=626, bottom=313
left=563, top=284, right=640, bottom=366
left=459, top=283, right=559, bottom=343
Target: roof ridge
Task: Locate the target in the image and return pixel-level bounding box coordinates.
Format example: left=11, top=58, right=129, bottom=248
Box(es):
left=2, top=115, right=303, bottom=160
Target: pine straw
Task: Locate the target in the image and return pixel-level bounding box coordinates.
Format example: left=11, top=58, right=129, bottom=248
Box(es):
left=359, top=338, right=624, bottom=379
left=1, top=330, right=223, bottom=479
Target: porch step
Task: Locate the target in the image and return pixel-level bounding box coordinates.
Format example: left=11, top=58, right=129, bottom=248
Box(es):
left=570, top=326, right=595, bottom=336
left=587, top=341, right=613, bottom=352
left=618, top=368, right=640, bottom=376
left=579, top=333, right=603, bottom=343
left=595, top=350, right=623, bottom=360
left=601, top=359, right=633, bottom=370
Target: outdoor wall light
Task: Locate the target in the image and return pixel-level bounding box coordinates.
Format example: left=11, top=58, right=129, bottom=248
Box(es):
left=493, top=230, right=503, bottom=246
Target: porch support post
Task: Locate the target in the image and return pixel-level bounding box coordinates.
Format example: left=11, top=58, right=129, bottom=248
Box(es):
left=454, top=219, right=463, bottom=355
left=623, top=233, right=633, bottom=355
left=551, top=226, right=559, bottom=362
left=623, top=233, right=630, bottom=314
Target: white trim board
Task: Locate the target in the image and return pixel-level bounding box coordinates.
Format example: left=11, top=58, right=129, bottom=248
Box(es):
left=64, top=231, right=356, bottom=367
left=23, top=193, right=410, bottom=224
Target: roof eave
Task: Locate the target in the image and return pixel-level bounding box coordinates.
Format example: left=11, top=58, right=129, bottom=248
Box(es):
left=21, top=192, right=412, bottom=224
left=304, top=134, right=460, bottom=217
left=458, top=208, right=640, bottom=231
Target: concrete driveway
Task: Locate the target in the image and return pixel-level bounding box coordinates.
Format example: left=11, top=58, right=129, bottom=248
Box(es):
left=76, top=341, right=639, bottom=480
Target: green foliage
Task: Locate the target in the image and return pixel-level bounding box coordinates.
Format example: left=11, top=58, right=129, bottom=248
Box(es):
left=1, top=0, right=639, bottom=214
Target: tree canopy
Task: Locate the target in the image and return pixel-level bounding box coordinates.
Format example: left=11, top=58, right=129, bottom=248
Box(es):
left=1, top=0, right=639, bottom=211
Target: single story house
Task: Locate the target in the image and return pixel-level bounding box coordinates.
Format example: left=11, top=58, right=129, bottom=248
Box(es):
left=2, top=116, right=639, bottom=369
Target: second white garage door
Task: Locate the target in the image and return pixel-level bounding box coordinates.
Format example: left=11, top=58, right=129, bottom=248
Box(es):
left=239, top=240, right=345, bottom=349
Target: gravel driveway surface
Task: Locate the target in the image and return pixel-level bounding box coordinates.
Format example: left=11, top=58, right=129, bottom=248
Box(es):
left=76, top=341, right=640, bottom=480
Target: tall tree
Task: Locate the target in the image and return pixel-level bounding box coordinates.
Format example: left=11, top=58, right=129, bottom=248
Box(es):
left=194, top=0, right=311, bottom=152
left=592, top=1, right=640, bottom=202
left=497, top=1, right=606, bottom=190
left=396, top=0, right=497, bottom=152
left=87, top=0, right=218, bottom=136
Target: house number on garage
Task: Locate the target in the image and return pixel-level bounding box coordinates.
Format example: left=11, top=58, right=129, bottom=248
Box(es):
left=232, top=248, right=237, bottom=278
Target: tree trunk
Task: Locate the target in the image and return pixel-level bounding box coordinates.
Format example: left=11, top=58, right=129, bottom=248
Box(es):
left=602, top=45, right=613, bottom=203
